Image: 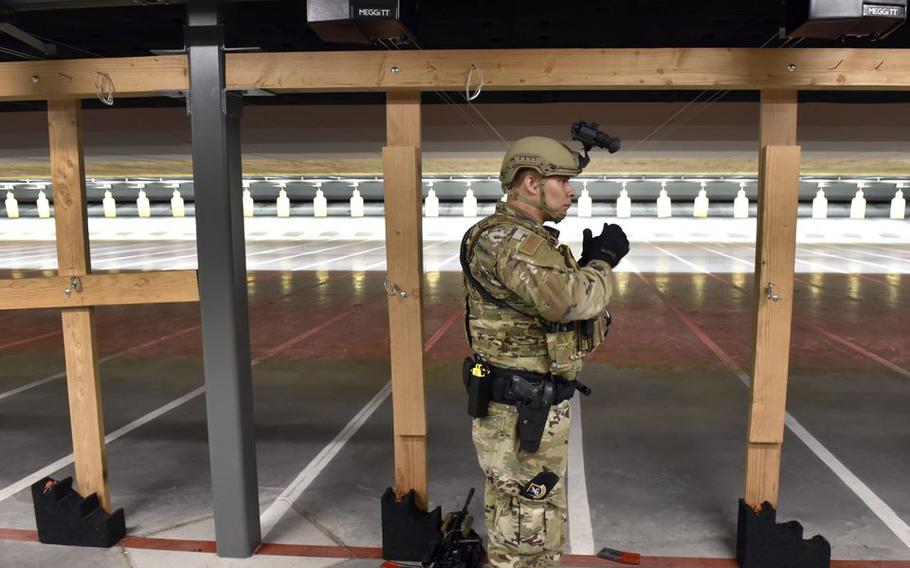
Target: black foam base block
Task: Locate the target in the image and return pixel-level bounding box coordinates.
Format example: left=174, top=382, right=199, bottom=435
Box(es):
left=31, top=477, right=126, bottom=548
left=381, top=487, right=442, bottom=561
left=736, top=499, right=830, bottom=568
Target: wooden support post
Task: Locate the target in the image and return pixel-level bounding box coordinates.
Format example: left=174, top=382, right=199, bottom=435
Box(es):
left=383, top=91, right=428, bottom=509
left=47, top=99, right=111, bottom=511
left=744, top=90, right=800, bottom=509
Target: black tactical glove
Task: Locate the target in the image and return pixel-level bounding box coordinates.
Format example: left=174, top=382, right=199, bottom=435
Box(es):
left=579, top=223, right=629, bottom=268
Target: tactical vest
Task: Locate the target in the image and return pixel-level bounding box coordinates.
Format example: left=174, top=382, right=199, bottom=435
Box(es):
left=461, top=214, right=610, bottom=378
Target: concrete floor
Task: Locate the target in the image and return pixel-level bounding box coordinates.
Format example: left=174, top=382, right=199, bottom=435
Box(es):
left=0, top=239, right=908, bottom=567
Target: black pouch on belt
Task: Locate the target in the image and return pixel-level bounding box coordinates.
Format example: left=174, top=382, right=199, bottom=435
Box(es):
left=514, top=376, right=556, bottom=453
left=463, top=357, right=492, bottom=418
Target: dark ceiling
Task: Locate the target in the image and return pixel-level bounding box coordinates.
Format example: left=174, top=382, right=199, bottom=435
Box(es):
left=2, top=0, right=910, bottom=111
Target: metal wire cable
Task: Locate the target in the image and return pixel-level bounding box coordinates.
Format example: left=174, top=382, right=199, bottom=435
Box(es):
left=658, top=35, right=809, bottom=143
left=628, top=31, right=784, bottom=153
left=0, top=45, right=42, bottom=61
left=28, top=31, right=104, bottom=58
left=377, top=38, right=498, bottom=143
left=407, top=37, right=509, bottom=147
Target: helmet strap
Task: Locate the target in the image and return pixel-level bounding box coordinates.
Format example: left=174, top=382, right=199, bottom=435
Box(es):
left=509, top=178, right=566, bottom=223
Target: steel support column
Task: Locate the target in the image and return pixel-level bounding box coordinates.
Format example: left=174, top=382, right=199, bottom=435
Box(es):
left=186, top=1, right=260, bottom=557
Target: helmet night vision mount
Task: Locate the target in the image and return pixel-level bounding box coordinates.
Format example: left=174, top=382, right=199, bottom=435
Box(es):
left=571, top=121, right=622, bottom=172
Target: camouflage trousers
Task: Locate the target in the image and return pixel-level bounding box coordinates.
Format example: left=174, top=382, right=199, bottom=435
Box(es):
left=472, top=400, right=571, bottom=568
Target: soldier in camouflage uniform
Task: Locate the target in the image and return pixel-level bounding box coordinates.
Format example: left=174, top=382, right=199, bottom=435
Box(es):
left=462, top=136, right=630, bottom=568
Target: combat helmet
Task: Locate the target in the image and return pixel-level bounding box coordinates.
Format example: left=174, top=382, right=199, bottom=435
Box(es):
left=499, top=136, right=582, bottom=221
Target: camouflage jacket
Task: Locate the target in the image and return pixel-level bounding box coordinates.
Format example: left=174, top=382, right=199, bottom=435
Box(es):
left=463, top=202, right=615, bottom=377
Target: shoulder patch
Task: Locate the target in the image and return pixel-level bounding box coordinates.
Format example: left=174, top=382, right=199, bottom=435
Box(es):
left=517, top=233, right=545, bottom=257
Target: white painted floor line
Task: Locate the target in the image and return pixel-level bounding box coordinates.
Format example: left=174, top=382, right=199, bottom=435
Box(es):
left=692, top=244, right=753, bottom=267
left=361, top=240, right=451, bottom=271
left=110, top=250, right=200, bottom=270
left=294, top=244, right=387, bottom=271
left=0, top=373, right=63, bottom=402
left=783, top=414, right=910, bottom=549
left=0, top=243, right=179, bottom=268
left=723, top=242, right=902, bottom=274
left=645, top=242, right=713, bottom=274
left=0, top=330, right=60, bottom=351
left=567, top=395, right=595, bottom=555
left=0, top=386, right=206, bottom=504
left=253, top=241, right=369, bottom=267
left=6, top=241, right=154, bottom=260
left=90, top=242, right=186, bottom=257
left=818, top=246, right=910, bottom=265
left=0, top=304, right=355, bottom=502
left=246, top=242, right=318, bottom=258
left=428, top=252, right=461, bottom=272
left=643, top=248, right=910, bottom=550
left=694, top=244, right=865, bottom=300
left=868, top=247, right=910, bottom=261
left=362, top=259, right=387, bottom=271
left=259, top=381, right=392, bottom=539
left=0, top=325, right=200, bottom=402
left=91, top=244, right=199, bottom=266
left=801, top=249, right=901, bottom=271
left=0, top=244, right=57, bottom=261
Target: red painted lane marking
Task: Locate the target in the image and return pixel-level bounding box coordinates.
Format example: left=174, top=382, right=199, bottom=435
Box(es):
left=632, top=272, right=741, bottom=370
left=256, top=542, right=383, bottom=558
left=649, top=254, right=908, bottom=382
left=0, top=528, right=38, bottom=542
left=424, top=309, right=463, bottom=352
left=117, top=324, right=200, bottom=355
left=254, top=308, right=358, bottom=362
left=564, top=555, right=735, bottom=567
left=0, top=330, right=61, bottom=351
left=120, top=535, right=216, bottom=553
left=2, top=530, right=908, bottom=566
left=797, top=317, right=910, bottom=380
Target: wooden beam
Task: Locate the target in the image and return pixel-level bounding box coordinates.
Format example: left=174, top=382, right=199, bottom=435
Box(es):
left=0, top=56, right=187, bottom=102
left=226, top=48, right=910, bottom=93
left=383, top=91, right=427, bottom=509
left=2, top=48, right=909, bottom=102
left=47, top=99, right=111, bottom=511
left=745, top=143, right=801, bottom=510
left=0, top=271, right=199, bottom=310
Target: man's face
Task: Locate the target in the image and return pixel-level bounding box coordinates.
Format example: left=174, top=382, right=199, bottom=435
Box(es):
left=541, top=176, right=575, bottom=221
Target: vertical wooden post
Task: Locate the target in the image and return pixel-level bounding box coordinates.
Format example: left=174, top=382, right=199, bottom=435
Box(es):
left=47, top=99, right=110, bottom=511
left=383, top=91, right=428, bottom=509
left=744, top=90, right=800, bottom=509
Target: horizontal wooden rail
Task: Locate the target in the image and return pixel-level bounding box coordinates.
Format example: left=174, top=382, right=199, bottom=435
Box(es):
left=0, top=55, right=187, bottom=102
left=0, top=270, right=199, bottom=310
left=2, top=48, right=910, bottom=102
left=226, top=48, right=910, bottom=92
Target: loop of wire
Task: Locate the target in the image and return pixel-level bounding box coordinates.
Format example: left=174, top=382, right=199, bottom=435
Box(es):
left=465, top=64, right=483, bottom=102
left=95, top=72, right=115, bottom=106
left=376, top=38, right=505, bottom=147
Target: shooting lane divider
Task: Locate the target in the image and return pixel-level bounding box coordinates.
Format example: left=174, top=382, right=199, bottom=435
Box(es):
left=624, top=257, right=910, bottom=551
left=259, top=307, right=463, bottom=540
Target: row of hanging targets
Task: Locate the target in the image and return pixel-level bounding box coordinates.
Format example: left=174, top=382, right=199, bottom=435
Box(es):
left=441, top=180, right=907, bottom=220
left=2, top=180, right=906, bottom=220
left=1, top=182, right=187, bottom=219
